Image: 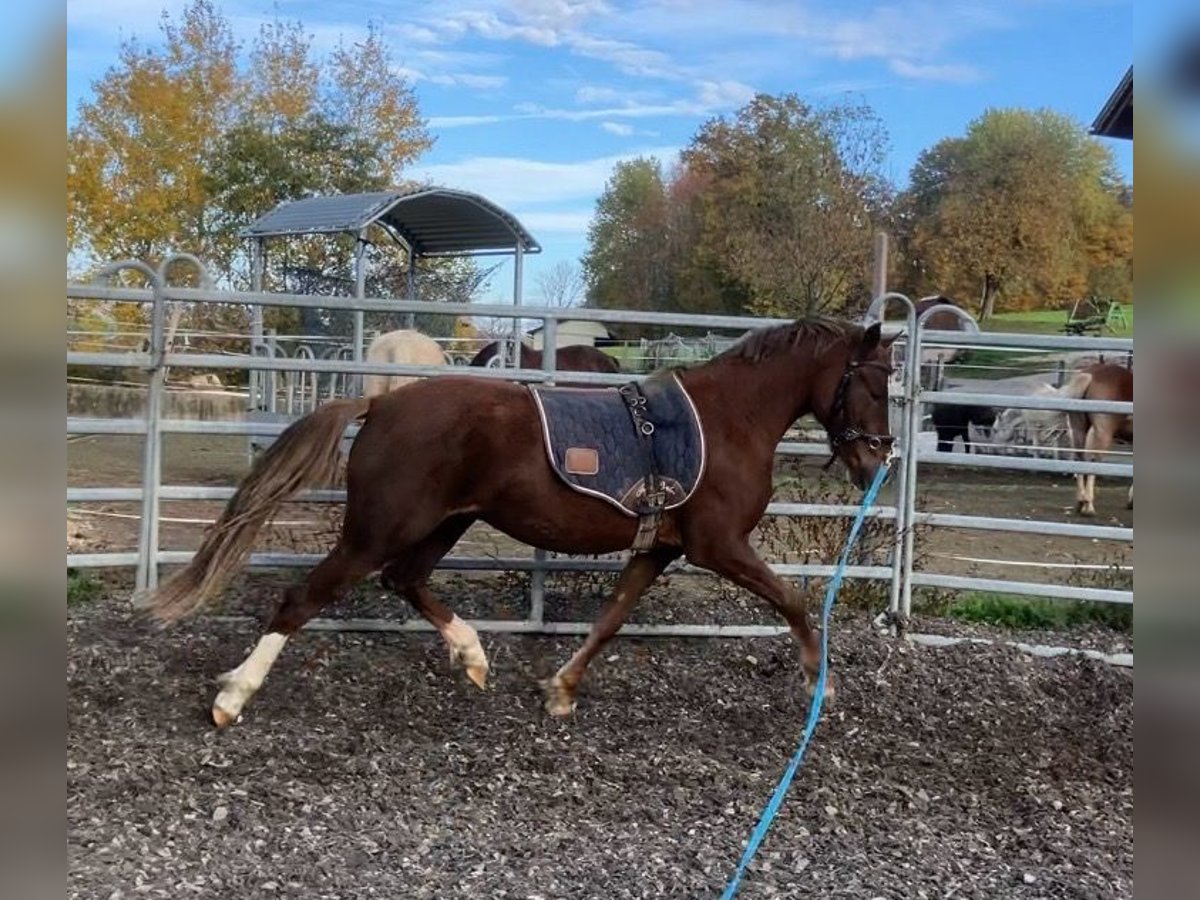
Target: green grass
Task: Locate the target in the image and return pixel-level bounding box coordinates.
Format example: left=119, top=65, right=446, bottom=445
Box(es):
left=943, top=591, right=1131, bottom=631
left=942, top=347, right=1052, bottom=380
left=983, top=303, right=1133, bottom=336
left=67, top=569, right=102, bottom=606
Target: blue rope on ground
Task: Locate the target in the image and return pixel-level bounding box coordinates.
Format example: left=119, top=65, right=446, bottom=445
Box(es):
left=720, top=461, right=892, bottom=900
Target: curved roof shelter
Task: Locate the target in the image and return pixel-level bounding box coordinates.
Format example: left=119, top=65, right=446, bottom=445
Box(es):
left=242, top=186, right=541, bottom=257
left=1091, top=67, right=1132, bottom=141
left=241, top=187, right=540, bottom=366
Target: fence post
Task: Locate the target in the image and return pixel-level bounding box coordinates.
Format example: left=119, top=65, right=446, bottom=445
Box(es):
left=529, top=316, right=559, bottom=629
left=136, top=276, right=167, bottom=594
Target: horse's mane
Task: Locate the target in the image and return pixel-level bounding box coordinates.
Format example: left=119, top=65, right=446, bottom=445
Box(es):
left=719, top=317, right=858, bottom=364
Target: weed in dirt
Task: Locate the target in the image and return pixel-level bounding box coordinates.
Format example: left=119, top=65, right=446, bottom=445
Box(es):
left=67, top=569, right=102, bottom=606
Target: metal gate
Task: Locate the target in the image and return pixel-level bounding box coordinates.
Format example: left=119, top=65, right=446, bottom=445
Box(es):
left=67, top=263, right=1132, bottom=637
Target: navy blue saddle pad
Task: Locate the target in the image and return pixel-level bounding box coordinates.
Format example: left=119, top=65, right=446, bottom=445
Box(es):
left=529, top=373, right=706, bottom=516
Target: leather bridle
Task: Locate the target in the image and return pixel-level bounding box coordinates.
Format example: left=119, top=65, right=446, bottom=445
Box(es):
left=823, top=358, right=896, bottom=470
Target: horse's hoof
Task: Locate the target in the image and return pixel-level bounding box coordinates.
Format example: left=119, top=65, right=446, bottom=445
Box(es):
left=465, top=663, right=489, bottom=690
left=805, top=675, right=837, bottom=705
left=211, top=704, right=238, bottom=729
left=1077, top=505, right=1096, bottom=518
left=541, top=677, right=577, bottom=717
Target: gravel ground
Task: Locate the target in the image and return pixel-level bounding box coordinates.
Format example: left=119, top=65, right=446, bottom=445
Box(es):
left=69, top=602, right=1132, bottom=899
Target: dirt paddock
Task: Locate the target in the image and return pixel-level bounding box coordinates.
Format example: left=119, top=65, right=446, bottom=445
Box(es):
left=69, top=429, right=1133, bottom=897
left=69, top=600, right=1132, bottom=899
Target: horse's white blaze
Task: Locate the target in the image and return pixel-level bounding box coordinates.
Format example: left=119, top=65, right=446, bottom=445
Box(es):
left=214, top=632, right=288, bottom=718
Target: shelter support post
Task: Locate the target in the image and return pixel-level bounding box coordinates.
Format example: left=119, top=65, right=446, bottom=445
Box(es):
left=509, top=242, right=524, bottom=369
left=353, top=230, right=367, bottom=395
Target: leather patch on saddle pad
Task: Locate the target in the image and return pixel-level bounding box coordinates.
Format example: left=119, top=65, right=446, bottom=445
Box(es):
left=564, top=447, right=600, bottom=475
left=529, top=373, right=706, bottom=517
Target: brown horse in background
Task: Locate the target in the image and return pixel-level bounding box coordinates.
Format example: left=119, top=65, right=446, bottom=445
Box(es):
left=144, top=319, right=896, bottom=726
left=1063, top=362, right=1133, bottom=516
left=470, top=340, right=620, bottom=375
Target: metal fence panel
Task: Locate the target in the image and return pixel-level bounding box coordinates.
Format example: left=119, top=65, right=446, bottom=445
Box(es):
left=67, top=273, right=1133, bottom=634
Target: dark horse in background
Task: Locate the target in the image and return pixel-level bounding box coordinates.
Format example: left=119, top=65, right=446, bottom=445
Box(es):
left=470, top=340, right=620, bottom=375
left=144, top=319, right=896, bottom=726
left=931, top=403, right=995, bottom=453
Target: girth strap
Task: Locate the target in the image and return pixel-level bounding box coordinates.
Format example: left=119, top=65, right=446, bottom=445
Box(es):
left=618, top=382, right=667, bottom=551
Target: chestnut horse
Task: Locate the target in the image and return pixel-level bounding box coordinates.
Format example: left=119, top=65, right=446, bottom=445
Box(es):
left=470, top=340, right=620, bottom=375
left=144, top=319, right=896, bottom=726
left=1063, top=362, right=1133, bottom=516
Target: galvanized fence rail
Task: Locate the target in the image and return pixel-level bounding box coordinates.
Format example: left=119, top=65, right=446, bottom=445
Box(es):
left=67, top=265, right=1133, bottom=636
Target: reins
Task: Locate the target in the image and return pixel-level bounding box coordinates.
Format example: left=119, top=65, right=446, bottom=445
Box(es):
left=719, top=457, right=892, bottom=899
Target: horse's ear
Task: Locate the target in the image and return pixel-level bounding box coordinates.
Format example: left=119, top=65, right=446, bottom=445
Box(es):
left=859, top=321, right=882, bottom=356
left=882, top=329, right=902, bottom=349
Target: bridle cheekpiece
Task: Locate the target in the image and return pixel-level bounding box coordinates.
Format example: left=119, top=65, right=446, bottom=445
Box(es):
left=822, top=358, right=896, bottom=470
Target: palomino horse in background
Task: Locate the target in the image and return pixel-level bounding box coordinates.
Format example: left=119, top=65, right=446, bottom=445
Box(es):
left=143, top=319, right=896, bottom=727
left=1062, top=362, right=1133, bottom=516
left=469, top=340, right=620, bottom=375
left=363, top=329, right=448, bottom=397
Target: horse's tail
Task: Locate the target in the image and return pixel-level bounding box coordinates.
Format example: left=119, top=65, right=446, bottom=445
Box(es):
left=1059, top=370, right=1094, bottom=400
left=141, top=397, right=370, bottom=624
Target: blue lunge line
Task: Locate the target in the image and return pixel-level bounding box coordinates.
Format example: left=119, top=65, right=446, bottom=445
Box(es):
left=720, top=461, right=892, bottom=900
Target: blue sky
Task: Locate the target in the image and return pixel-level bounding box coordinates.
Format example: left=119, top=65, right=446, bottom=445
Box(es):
left=67, top=0, right=1133, bottom=303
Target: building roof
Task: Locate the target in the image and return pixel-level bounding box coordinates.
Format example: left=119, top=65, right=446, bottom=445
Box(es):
left=241, top=187, right=541, bottom=256
left=1092, top=67, right=1133, bottom=140
left=527, top=319, right=613, bottom=337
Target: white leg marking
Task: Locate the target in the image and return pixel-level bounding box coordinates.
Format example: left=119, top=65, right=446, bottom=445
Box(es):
left=440, top=615, right=489, bottom=688
left=213, top=633, right=288, bottom=724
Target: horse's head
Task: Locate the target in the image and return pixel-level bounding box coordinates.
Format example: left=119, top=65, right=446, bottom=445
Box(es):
left=821, top=322, right=898, bottom=489
left=991, top=407, right=1023, bottom=450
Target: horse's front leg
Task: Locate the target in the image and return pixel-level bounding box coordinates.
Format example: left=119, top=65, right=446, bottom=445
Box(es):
left=542, top=546, right=680, bottom=716
left=688, top=538, right=832, bottom=700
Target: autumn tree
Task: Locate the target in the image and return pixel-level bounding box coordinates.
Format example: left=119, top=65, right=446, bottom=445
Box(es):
left=68, top=3, right=433, bottom=277
left=682, top=94, right=890, bottom=317
left=582, top=95, right=891, bottom=322
left=69, top=2, right=444, bottom=349
left=582, top=158, right=674, bottom=314
left=68, top=0, right=241, bottom=266
left=899, top=108, right=1132, bottom=319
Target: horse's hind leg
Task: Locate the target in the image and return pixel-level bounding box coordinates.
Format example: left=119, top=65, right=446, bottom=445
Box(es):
left=542, top=545, right=680, bottom=716
left=379, top=516, right=489, bottom=688
left=1077, top=424, right=1106, bottom=517
left=212, top=542, right=378, bottom=727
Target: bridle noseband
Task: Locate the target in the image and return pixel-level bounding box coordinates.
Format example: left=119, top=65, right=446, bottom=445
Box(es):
left=823, top=359, right=896, bottom=470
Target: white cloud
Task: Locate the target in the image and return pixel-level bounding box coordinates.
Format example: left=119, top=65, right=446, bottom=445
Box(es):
left=889, top=59, right=981, bottom=83
left=516, top=210, right=595, bottom=235
left=426, top=72, right=509, bottom=89
left=600, top=121, right=634, bottom=136
left=408, top=146, right=680, bottom=207
left=428, top=114, right=509, bottom=127
left=575, top=85, right=625, bottom=105
left=695, top=79, right=757, bottom=108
